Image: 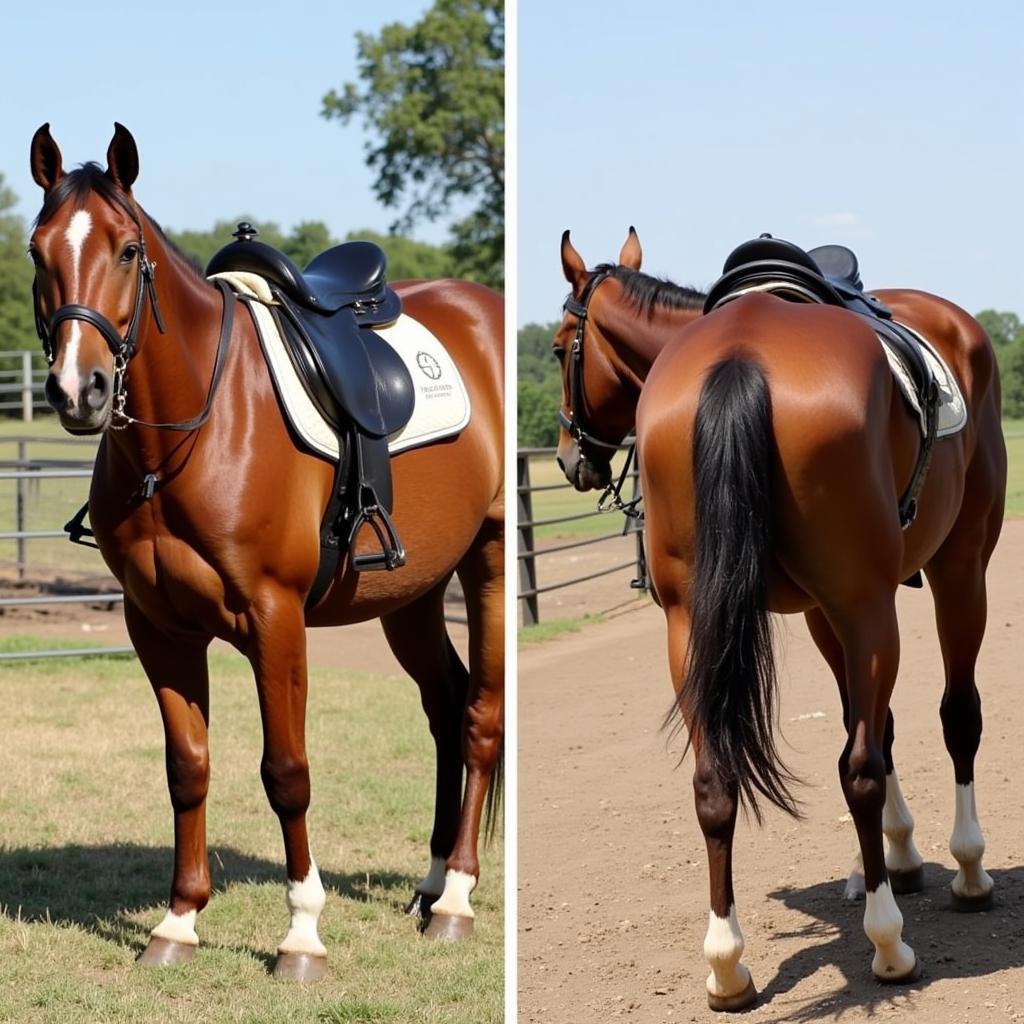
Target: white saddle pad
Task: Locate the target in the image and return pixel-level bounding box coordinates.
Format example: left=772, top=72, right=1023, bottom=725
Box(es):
left=210, top=271, right=471, bottom=460
left=878, top=322, right=967, bottom=439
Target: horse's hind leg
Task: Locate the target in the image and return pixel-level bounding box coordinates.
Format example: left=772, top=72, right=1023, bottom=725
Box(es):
left=424, top=511, right=504, bottom=941
left=248, top=586, right=327, bottom=981
left=380, top=578, right=468, bottom=920
left=658, top=603, right=756, bottom=1012
left=805, top=609, right=923, bottom=900
left=926, top=508, right=1001, bottom=911
left=829, top=593, right=918, bottom=981
left=124, top=601, right=212, bottom=967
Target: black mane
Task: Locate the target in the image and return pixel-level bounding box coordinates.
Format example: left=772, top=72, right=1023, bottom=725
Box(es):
left=591, top=262, right=705, bottom=320
left=33, top=162, right=203, bottom=277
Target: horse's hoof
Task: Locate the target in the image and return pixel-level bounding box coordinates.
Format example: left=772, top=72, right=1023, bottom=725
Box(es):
left=951, top=888, right=994, bottom=913
left=423, top=912, right=474, bottom=942
left=889, top=865, right=926, bottom=895
left=875, top=956, right=921, bottom=985
left=136, top=936, right=196, bottom=967
left=404, top=890, right=437, bottom=919
left=273, top=952, right=328, bottom=982
left=707, top=975, right=758, bottom=1012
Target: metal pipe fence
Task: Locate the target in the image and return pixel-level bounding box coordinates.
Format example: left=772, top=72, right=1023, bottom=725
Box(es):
left=0, top=351, right=47, bottom=420
left=517, top=446, right=646, bottom=626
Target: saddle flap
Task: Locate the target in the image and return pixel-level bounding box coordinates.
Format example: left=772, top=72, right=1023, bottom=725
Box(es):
left=276, top=294, right=415, bottom=438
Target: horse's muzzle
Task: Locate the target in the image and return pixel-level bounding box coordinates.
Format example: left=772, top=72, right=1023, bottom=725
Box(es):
left=45, top=367, right=112, bottom=433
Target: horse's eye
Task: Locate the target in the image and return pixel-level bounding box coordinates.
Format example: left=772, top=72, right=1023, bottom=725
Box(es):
left=27, top=247, right=42, bottom=267
left=553, top=347, right=566, bottom=363
left=120, top=244, right=139, bottom=264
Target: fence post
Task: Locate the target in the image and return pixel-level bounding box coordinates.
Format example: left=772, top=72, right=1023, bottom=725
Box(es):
left=517, top=452, right=539, bottom=626
left=16, top=440, right=27, bottom=581
left=21, top=351, right=34, bottom=423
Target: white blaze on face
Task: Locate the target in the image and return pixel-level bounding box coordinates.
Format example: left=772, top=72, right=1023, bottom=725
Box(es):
left=58, top=209, right=93, bottom=398
left=277, top=858, right=328, bottom=957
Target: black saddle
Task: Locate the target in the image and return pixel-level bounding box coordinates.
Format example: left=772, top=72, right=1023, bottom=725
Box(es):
left=207, top=224, right=414, bottom=594
left=705, top=234, right=940, bottom=534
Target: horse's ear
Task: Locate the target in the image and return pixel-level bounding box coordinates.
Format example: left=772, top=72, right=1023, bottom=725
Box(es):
left=618, top=226, right=642, bottom=270
left=30, top=123, right=64, bottom=192
left=105, top=122, right=139, bottom=192
left=561, top=230, right=587, bottom=290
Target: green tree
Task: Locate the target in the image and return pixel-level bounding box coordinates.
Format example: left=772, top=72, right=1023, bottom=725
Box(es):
left=0, top=174, right=36, bottom=353
left=976, top=309, right=1023, bottom=350
left=976, top=309, right=1024, bottom=417
left=323, top=0, right=504, bottom=290
left=517, top=321, right=562, bottom=446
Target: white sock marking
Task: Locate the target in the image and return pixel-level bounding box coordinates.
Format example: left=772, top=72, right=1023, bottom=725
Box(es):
left=844, top=847, right=866, bottom=901
left=950, top=782, right=993, bottom=898
left=428, top=869, right=476, bottom=918
left=864, top=881, right=915, bottom=979
left=883, top=770, right=923, bottom=874
left=703, top=905, right=751, bottom=999
left=151, top=908, right=199, bottom=946
left=277, top=858, right=328, bottom=957
left=58, top=210, right=92, bottom=397
left=417, top=855, right=446, bottom=897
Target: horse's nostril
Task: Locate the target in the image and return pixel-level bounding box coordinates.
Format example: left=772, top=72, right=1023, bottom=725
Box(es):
left=556, top=456, right=565, bottom=473
left=44, top=373, right=68, bottom=411
left=85, top=370, right=110, bottom=410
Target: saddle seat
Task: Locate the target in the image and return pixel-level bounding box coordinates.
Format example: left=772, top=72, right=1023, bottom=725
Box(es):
left=207, top=224, right=414, bottom=585
left=705, top=234, right=941, bottom=535
left=207, top=223, right=401, bottom=323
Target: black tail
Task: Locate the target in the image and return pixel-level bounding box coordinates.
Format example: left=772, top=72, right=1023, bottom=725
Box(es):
left=483, top=741, right=504, bottom=845
left=667, top=356, right=799, bottom=822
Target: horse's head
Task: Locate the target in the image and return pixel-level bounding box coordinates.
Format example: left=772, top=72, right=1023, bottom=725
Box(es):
left=29, top=122, right=161, bottom=434
left=553, top=227, right=643, bottom=490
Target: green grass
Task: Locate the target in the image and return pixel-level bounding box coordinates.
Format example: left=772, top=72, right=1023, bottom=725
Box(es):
left=0, top=646, right=503, bottom=1023
left=518, top=613, right=605, bottom=645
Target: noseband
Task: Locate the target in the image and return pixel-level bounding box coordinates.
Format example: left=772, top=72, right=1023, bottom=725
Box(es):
left=33, top=200, right=167, bottom=428
left=558, top=271, right=625, bottom=457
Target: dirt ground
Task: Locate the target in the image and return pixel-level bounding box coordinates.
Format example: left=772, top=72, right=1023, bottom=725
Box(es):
left=519, top=522, right=1024, bottom=1023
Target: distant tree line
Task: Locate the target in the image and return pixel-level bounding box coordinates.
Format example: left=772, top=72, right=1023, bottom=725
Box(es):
left=519, top=309, right=1024, bottom=446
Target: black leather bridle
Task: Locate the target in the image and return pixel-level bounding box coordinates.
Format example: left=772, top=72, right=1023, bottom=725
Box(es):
left=33, top=201, right=233, bottom=436
left=557, top=271, right=643, bottom=519
left=557, top=270, right=623, bottom=457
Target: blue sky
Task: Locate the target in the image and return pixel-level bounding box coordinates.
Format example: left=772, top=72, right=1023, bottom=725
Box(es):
left=0, top=0, right=442, bottom=243
left=518, top=0, right=1022, bottom=324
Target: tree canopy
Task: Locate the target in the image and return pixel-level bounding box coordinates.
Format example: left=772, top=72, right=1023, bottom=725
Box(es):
left=0, top=174, right=36, bottom=353
left=323, top=0, right=504, bottom=290
left=517, top=321, right=561, bottom=447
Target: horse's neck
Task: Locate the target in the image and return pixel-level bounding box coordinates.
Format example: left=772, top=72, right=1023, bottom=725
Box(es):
left=605, top=305, right=703, bottom=387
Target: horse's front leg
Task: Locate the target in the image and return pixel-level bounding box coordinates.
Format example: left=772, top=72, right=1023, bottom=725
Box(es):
left=125, top=600, right=213, bottom=967
left=247, top=584, right=327, bottom=981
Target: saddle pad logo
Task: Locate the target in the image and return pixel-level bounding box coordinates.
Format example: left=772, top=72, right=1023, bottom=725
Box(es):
left=416, top=351, right=443, bottom=380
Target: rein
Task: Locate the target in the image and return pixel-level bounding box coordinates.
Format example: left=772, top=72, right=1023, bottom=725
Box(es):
left=558, top=271, right=643, bottom=520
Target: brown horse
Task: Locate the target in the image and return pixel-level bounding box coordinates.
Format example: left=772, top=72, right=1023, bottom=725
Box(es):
left=28, top=123, right=504, bottom=980
left=555, top=229, right=1005, bottom=1010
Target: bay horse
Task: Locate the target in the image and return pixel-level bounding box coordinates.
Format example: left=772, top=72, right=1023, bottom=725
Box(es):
left=555, top=228, right=1005, bottom=1009
left=27, top=123, right=504, bottom=981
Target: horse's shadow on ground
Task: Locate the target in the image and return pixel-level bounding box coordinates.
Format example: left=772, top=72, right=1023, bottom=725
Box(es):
left=754, top=862, right=1024, bottom=1021
left=0, top=842, right=419, bottom=960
